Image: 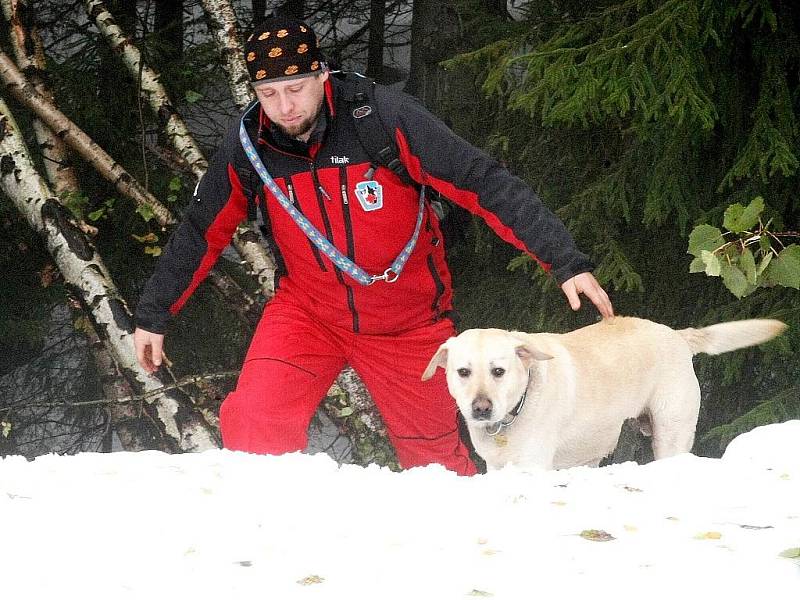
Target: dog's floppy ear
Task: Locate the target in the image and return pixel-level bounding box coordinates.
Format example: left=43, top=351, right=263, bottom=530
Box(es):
left=515, top=344, right=553, bottom=368
left=421, top=343, right=449, bottom=381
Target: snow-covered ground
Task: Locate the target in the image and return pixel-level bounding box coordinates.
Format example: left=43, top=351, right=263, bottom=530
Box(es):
left=2, top=421, right=798, bottom=600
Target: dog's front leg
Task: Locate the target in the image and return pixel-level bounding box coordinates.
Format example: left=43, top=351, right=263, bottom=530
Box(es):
left=517, top=447, right=556, bottom=471
left=513, top=433, right=558, bottom=471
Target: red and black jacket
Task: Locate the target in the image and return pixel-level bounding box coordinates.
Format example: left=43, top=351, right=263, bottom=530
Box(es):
left=135, top=76, right=594, bottom=335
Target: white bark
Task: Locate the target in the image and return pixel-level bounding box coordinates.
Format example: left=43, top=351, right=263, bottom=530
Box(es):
left=86, top=0, right=276, bottom=296
left=200, top=0, right=255, bottom=109
left=2, top=0, right=79, bottom=195
left=0, top=99, right=218, bottom=452
left=83, top=0, right=209, bottom=180
left=0, top=49, right=176, bottom=227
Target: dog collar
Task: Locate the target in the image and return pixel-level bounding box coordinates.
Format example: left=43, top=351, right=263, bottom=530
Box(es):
left=485, top=369, right=532, bottom=437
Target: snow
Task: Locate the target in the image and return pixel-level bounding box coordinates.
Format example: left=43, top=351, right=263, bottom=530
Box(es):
left=2, top=422, right=799, bottom=599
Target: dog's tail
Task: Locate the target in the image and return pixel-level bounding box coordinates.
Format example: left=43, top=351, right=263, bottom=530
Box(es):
left=677, top=319, right=787, bottom=356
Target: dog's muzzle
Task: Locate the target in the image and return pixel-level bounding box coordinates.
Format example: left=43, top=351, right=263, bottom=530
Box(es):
left=471, top=395, right=493, bottom=421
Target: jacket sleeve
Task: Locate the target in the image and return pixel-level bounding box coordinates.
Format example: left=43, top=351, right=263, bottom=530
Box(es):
left=376, top=87, right=594, bottom=284
left=134, top=121, right=250, bottom=334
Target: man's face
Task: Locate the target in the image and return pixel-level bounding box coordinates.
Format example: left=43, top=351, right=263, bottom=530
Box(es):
left=254, top=71, right=329, bottom=140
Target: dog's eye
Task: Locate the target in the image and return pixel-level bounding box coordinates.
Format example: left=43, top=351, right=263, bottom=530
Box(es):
left=491, top=367, right=505, bottom=378
left=456, top=368, right=471, bottom=378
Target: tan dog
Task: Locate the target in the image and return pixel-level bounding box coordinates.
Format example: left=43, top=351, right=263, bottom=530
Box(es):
left=422, top=317, right=786, bottom=470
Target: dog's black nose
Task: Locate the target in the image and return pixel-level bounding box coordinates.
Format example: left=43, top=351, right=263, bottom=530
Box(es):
left=472, top=395, right=493, bottom=421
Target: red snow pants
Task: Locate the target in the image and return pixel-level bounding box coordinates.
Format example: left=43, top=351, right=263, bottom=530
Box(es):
left=219, top=293, right=477, bottom=476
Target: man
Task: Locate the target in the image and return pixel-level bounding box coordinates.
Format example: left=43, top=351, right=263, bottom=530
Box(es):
left=134, top=16, right=613, bottom=476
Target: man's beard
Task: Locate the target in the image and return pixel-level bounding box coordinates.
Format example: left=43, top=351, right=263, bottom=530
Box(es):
left=277, top=100, right=324, bottom=139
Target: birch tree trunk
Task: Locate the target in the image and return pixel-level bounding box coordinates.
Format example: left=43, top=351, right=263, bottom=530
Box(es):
left=84, top=0, right=208, bottom=180
left=0, top=50, right=177, bottom=227
left=0, top=99, right=218, bottom=452
left=84, top=0, right=276, bottom=296
left=2, top=0, right=79, bottom=196
left=3, top=1, right=162, bottom=450
left=83, top=319, right=160, bottom=451
left=199, top=0, right=254, bottom=109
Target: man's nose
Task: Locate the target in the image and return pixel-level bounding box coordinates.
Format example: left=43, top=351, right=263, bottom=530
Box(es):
left=276, top=93, right=294, bottom=115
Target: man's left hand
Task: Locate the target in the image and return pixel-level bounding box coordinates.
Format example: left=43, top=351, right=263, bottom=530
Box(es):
left=560, top=272, right=614, bottom=318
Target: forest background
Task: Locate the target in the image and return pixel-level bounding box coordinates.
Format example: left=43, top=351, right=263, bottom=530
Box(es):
left=0, top=0, right=797, bottom=468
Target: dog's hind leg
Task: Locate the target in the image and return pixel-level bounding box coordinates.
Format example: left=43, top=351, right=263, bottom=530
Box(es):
left=648, top=377, right=701, bottom=460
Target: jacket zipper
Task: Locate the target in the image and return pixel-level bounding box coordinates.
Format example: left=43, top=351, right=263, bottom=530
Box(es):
left=427, top=254, right=445, bottom=315
left=310, top=163, right=339, bottom=257
left=340, top=167, right=359, bottom=332
left=288, top=180, right=327, bottom=272
left=310, top=162, right=361, bottom=332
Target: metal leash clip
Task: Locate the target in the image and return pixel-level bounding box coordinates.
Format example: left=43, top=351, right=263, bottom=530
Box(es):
left=370, top=268, right=400, bottom=284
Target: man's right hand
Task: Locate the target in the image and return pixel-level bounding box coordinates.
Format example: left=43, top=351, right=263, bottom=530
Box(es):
left=134, top=327, right=164, bottom=373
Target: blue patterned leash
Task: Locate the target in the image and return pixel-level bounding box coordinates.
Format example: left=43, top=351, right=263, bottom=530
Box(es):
left=239, top=106, right=425, bottom=285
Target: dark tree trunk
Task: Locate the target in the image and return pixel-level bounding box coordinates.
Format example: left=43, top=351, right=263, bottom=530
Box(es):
left=154, top=0, right=184, bottom=63
left=366, top=0, right=385, bottom=81
left=485, top=0, right=509, bottom=19
left=108, top=0, right=137, bottom=37
left=404, top=0, right=459, bottom=102
left=251, top=0, right=267, bottom=26
left=275, top=0, right=304, bottom=19
left=404, top=0, right=428, bottom=97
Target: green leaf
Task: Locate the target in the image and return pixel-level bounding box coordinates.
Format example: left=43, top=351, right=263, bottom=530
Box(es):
left=739, top=247, right=757, bottom=284
left=88, top=208, right=106, bottom=221
left=764, top=244, right=800, bottom=289
left=185, top=90, right=203, bottom=104
left=62, top=191, right=89, bottom=219
left=757, top=252, right=773, bottom=276
left=701, top=250, right=721, bottom=276
left=131, top=232, right=158, bottom=244
left=1, top=420, right=11, bottom=438
left=144, top=246, right=162, bottom=257
left=507, top=254, right=533, bottom=272
left=168, top=177, right=182, bottom=192
left=723, top=197, right=764, bottom=233
left=167, top=194, right=177, bottom=203
left=721, top=263, right=749, bottom=298
left=688, top=225, right=723, bottom=257
left=689, top=256, right=706, bottom=273
left=136, top=204, right=156, bottom=223
left=337, top=407, right=354, bottom=418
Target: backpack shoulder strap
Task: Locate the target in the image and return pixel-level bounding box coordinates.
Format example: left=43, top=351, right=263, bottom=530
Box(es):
left=335, top=71, right=415, bottom=187
left=236, top=101, right=263, bottom=222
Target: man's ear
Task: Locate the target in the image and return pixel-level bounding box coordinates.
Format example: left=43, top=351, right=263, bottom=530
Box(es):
left=515, top=344, right=553, bottom=369
left=421, top=343, right=449, bottom=381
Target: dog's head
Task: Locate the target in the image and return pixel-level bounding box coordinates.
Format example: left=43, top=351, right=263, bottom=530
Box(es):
left=422, top=328, right=552, bottom=425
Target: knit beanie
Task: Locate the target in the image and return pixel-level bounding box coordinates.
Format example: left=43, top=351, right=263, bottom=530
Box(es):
left=244, top=16, right=326, bottom=85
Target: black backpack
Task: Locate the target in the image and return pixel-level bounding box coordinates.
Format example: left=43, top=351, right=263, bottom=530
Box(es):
left=334, top=71, right=470, bottom=244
